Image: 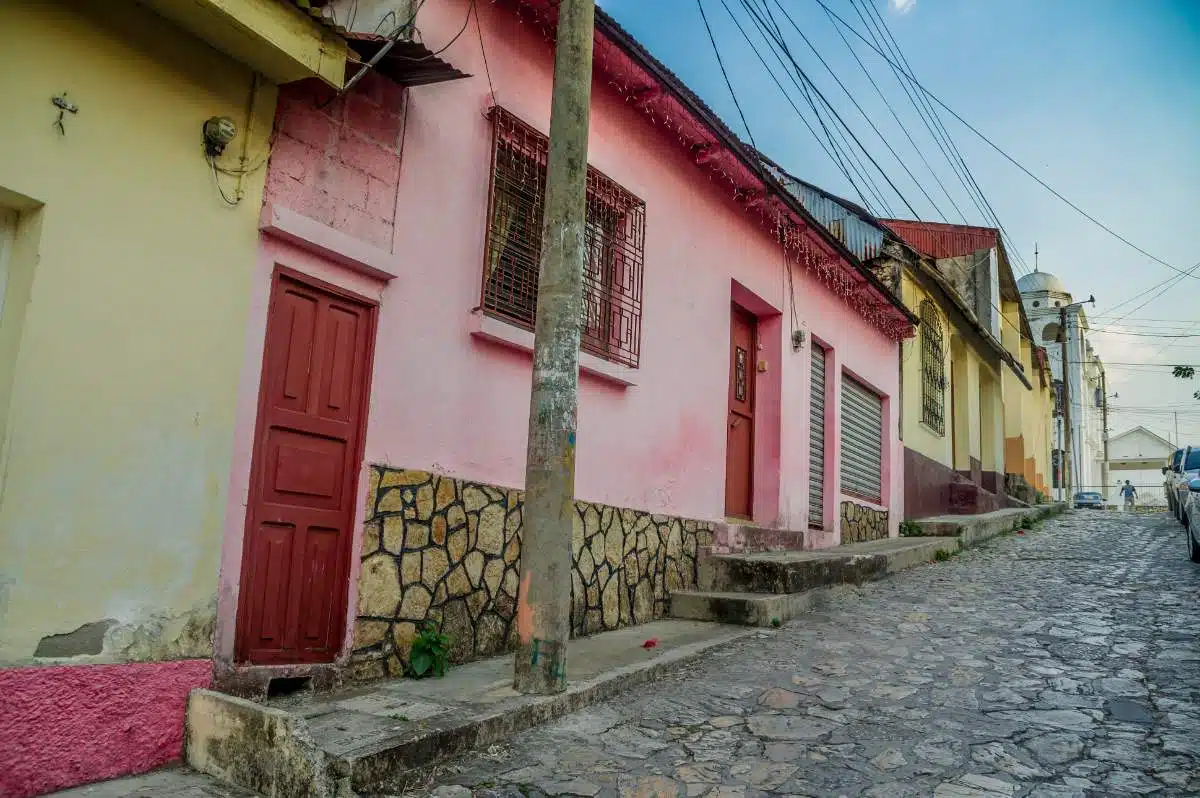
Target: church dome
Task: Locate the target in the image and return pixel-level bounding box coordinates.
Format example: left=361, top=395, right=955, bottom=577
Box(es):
left=1017, top=270, right=1069, bottom=296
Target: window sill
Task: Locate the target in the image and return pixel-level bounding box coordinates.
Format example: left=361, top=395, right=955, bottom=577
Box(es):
left=469, top=313, right=638, bottom=388
left=841, top=493, right=887, bottom=511
left=919, top=420, right=947, bottom=438
left=259, top=202, right=400, bottom=282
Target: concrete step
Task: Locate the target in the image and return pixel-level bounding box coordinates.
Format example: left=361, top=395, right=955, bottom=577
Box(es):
left=669, top=588, right=835, bottom=627
left=185, top=621, right=757, bottom=798
left=677, top=537, right=961, bottom=626
left=711, top=522, right=805, bottom=553
left=913, top=502, right=1067, bottom=547
left=702, top=550, right=885, bottom=594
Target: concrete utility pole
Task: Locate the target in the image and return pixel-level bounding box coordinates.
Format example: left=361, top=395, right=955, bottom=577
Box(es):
left=513, top=0, right=595, bottom=696
left=1059, top=305, right=1073, bottom=498
left=1101, top=370, right=1110, bottom=500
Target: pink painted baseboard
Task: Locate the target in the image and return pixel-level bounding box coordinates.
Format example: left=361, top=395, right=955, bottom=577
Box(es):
left=0, top=659, right=212, bottom=798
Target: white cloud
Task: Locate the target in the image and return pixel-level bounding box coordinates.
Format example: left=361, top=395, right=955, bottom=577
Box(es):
left=890, top=0, right=917, bottom=14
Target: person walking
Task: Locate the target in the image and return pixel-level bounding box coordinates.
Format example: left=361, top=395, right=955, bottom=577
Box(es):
left=1120, top=480, right=1138, bottom=511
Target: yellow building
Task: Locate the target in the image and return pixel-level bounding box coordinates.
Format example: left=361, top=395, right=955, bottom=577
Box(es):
left=881, top=220, right=1053, bottom=517
left=0, top=1, right=348, bottom=794
left=763, top=180, right=1055, bottom=518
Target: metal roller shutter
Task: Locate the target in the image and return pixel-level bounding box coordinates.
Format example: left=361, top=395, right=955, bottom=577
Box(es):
left=808, top=345, right=826, bottom=527
left=840, top=375, right=883, bottom=503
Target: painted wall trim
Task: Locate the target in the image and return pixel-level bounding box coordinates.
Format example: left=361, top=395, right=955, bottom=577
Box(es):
left=468, top=312, right=638, bottom=387
left=138, top=0, right=350, bottom=87
left=258, top=202, right=399, bottom=282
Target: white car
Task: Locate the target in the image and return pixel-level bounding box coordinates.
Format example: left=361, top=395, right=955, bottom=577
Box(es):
left=1169, top=445, right=1200, bottom=524
left=1164, top=448, right=1184, bottom=516
left=1183, top=475, right=1200, bottom=562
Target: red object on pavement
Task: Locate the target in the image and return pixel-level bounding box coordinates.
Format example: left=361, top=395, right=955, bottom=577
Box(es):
left=642, top=638, right=659, bottom=649
left=1017, top=530, right=1026, bottom=535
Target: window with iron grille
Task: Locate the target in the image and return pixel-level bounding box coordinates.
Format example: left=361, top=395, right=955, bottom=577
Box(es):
left=919, top=300, right=946, bottom=435
left=481, top=107, right=645, bottom=368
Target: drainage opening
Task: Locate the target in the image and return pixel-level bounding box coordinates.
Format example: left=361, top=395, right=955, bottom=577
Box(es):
left=267, top=676, right=312, bottom=698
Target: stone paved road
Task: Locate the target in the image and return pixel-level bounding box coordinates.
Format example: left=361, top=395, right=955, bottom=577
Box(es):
left=409, top=510, right=1200, bottom=798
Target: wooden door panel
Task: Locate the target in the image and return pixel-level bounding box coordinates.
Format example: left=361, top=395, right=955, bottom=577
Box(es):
left=277, top=289, right=319, bottom=413
left=264, top=429, right=348, bottom=509
left=297, top=525, right=340, bottom=649
left=725, top=306, right=756, bottom=519
left=236, top=271, right=376, bottom=665
left=317, top=305, right=361, bottom=421
left=243, top=521, right=296, bottom=652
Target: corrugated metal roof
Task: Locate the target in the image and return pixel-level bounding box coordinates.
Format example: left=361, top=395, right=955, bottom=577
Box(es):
left=882, top=219, right=998, bottom=259
left=764, top=165, right=885, bottom=262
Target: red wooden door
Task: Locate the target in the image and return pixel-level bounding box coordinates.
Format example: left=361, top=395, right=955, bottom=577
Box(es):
left=235, top=270, right=377, bottom=665
left=725, top=305, right=756, bottom=519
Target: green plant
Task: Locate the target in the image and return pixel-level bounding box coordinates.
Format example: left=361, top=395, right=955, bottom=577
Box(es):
left=1020, top=514, right=1036, bottom=530
left=899, top=519, right=924, bottom=537
left=770, top=617, right=782, bottom=628
left=933, top=548, right=953, bottom=562
left=408, top=621, right=450, bottom=678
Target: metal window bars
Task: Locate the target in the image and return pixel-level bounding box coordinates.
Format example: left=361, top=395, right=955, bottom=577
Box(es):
left=481, top=107, right=645, bottom=369
left=919, top=300, right=946, bottom=435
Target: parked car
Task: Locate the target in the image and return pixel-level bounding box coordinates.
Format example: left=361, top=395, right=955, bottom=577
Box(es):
left=1164, top=448, right=1184, bottom=516
left=1073, top=491, right=1104, bottom=509
left=1168, top=445, right=1200, bottom=524
left=1182, top=476, right=1200, bottom=563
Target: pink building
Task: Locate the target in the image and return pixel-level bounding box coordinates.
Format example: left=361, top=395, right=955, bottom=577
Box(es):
left=213, top=0, right=916, bottom=692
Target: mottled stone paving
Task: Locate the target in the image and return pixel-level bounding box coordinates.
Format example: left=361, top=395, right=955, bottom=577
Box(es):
left=409, top=510, right=1199, bottom=798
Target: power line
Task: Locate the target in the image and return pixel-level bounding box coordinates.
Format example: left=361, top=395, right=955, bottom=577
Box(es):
left=1088, top=328, right=1200, bottom=339
left=847, top=0, right=1030, bottom=277
left=696, top=0, right=757, bottom=151
left=819, top=0, right=968, bottom=224
left=1098, top=261, right=1200, bottom=326
left=736, top=0, right=894, bottom=213
left=815, top=0, right=1195, bottom=282
left=767, top=0, right=949, bottom=220
left=717, top=0, right=888, bottom=213
left=739, top=0, right=923, bottom=217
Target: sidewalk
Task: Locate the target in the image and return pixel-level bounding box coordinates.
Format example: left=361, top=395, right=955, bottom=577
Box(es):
left=55, top=512, right=1062, bottom=798
left=185, top=621, right=757, bottom=797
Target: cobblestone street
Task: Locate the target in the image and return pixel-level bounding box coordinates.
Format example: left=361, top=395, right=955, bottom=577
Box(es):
left=415, top=510, right=1200, bottom=798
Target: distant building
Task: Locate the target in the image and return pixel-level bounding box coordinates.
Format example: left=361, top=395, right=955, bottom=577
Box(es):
left=1018, top=271, right=1107, bottom=500
left=1107, top=426, right=1176, bottom=506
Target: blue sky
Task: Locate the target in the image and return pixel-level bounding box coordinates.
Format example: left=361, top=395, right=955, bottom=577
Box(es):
left=598, top=0, right=1200, bottom=447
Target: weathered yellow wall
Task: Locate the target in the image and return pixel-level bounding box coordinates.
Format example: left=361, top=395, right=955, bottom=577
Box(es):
left=900, top=274, right=953, bottom=467
left=979, top=366, right=1004, bottom=473
left=901, top=271, right=1002, bottom=474
left=0, top=1, right=277, bottom=664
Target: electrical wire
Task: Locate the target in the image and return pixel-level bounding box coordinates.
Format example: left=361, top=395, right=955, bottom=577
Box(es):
left=849, top=0, right=1031, bottom=276
left=767, top=0, right=949, bottom=221
left=739, top=0, right=921, bottom=217
left=818, top=0, right=1193, bottom=282
left=725, top=0, right=889, bottom=213
left=1095, top=261, right=1200, bottom=327
left=697, top=0, right=757, bottom=151
left=208, top=157, right=242, bottom=206
left=819, top=0, right=968, bottom=224
left=714, top=0, right=863, bottom=204
left=768, top=0, right=945, bottom=220
left=393, top=0, right=475, bottom=61
left=474, top=0, right=497, bottom=103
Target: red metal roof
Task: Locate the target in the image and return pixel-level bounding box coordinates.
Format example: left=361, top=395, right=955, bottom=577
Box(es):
left=882, top=219, right=998, bottom=260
